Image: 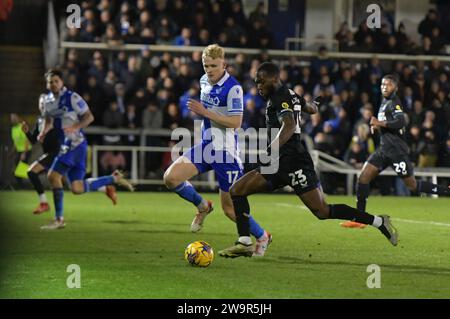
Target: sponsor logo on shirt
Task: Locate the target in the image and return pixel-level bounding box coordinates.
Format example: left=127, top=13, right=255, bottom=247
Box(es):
left=378, top=112, right=386, bottom=121
left=232, top=98, right=242, bottom=110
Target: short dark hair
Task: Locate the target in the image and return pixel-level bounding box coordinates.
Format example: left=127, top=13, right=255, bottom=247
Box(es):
left=45, top=68, right=63, bottom=80
left=257, top=62, right=279, bottom=78
left=383, top=74, right=399, bottom=86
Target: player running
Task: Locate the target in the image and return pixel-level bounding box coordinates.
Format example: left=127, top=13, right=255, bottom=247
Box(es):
left=219, top=62, right=398, bottom=258
left=163, top=44, right=271, bottom=256
left=39, top=69, right=134, bottom=229
left=21, top=94, right=60, bottom=214
left=342, top=74, right=450, bottom=228
left=22, top=94, right=119, bottom=214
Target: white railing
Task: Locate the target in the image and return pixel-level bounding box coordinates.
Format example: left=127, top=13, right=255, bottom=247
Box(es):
left=60, top=41, right=450, bottom=62
left=91, top=144, right=236, bottom=190
left=312, top=149, right=450, bottom=197
left=284, top=37, right=340, bottom=51
left=88, top=136, right=450, bottom=196
left=85, top=126, right=450, bottom=195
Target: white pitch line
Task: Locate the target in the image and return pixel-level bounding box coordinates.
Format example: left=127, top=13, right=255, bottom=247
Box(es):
left=275, top=203, right=309, bottom=210
left=275, top=203, right=450, bottom=227
left=392, top=218, right=450, bottom=228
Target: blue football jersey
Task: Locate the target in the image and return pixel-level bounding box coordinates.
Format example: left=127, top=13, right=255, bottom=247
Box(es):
left=42, top=87, right=89, bottom=149
left=199, top=71, right=243, bottom=156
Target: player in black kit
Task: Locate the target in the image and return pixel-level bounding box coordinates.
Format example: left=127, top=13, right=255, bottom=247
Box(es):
left=342, top=74, right=450, bottom=228
left=218, top=62, right=399, bottom=258
left=21, top=94, right=61, bottom=214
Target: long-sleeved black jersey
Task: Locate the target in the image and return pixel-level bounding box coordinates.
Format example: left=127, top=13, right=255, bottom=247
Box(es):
left=265, top=86, right=307, bottom=156
left=25, top=117, right=61, bottom=154
left=376, top=94, right=409, bottom=155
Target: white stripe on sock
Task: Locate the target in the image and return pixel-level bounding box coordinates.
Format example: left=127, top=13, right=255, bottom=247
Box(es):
left=39, top=193, right=47, bottom=203
left=197, top=199, right=208, bottom=212
left=372, top=216, right=383, bottom=228
left=239, top=236, right=252, bottom=245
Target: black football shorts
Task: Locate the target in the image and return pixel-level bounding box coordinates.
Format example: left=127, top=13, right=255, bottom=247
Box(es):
left=257, top=152, right=320, bottom=195
left=36, top=152, right=58, bottom=171
left=367, top=148, right=414, bottom=177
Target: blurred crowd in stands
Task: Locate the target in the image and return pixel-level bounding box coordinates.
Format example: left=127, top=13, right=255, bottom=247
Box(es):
left=336, top=8, right=450, bottom=55
left=53, top=1, right=450, bottom=192
left=65, top=0, right=273, bottom=49
left=65, top=1, right=450, bottom=55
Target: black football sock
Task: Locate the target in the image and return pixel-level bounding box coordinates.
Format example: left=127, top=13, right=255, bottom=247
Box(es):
left=376, top=217, right=392, bottom=240
left=329, top=204, right=375, bottom=225
left=231, top=195, right=251, bottom=238
left=356, top=183, right=370, bottom=212
left=417, top=181, right=450, bottom=196
left=330, top=204, right=391, bottom=238
left=27, top=171, right=44, bottom=195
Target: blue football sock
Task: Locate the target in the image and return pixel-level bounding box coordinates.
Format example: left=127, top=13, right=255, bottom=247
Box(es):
left=83, top=176, right=115, bottom=192
left=249, top=215, right=265, bottom=239
left=53, top=188, right=64, bottom=219
left=172, top=181, right=203, bottom=207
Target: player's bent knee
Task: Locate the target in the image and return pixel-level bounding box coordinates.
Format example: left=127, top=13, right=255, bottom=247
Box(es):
left=315, top=213, right=328, bottom=220
left=72, top=188, right=84, bottom=195
left=163, top=171, right=178, bottom=189
left=404, top=179, right=417, bottom=192
left=311, top=208, right=329, bottom=220
left=47, top=173, right=59, bottom=185
left=229, top=184, right=244, bottom=197
left=358, top=175, right=369, bottom=184
left=29, top=164, right=42, bottom=174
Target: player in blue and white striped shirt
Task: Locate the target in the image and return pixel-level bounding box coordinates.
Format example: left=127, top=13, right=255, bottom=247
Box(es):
left=164, top=44, right=271, bottom=256
left=39, top=69, right=134, bottom=229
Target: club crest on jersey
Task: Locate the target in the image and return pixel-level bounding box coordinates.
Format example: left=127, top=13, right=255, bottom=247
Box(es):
left=292, top=96, right=301, bottom=104
left=282, top=102, right=289, bottom=109
left=201, top=93, right=220, bottom=106
left=394, top=105, right=403, bottom=113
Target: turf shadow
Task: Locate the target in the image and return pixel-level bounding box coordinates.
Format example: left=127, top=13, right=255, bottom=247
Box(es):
left=257, top=255, right=450, bottom=277
left=102, top=220, right=151, bottom=225
left=133, top=229, right=231, bottom=237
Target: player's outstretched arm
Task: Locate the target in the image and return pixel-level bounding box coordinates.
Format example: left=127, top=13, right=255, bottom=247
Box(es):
left=370, top=112, right=405, bottom=130
left=77, top=110, right=95, bottom=129
left=22, top=121, right=39, bottom=144
left=383, top=111, right=406, bottom=129
left=302, top=96, right=321, bottom=114
left=303, top=101, right=319, bottom=114
left=64, top=110, right=94, bottom=134
left=37, top=117, right=53, bottom=142
left=268, top=113, right=296, bottom=153
left=187, top=99, right=242, bottom=128
left=205, top=112, right=242, bottom=129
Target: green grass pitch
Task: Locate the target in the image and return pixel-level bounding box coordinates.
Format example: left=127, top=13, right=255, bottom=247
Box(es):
left=1, top=191, right=450, bottom=298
